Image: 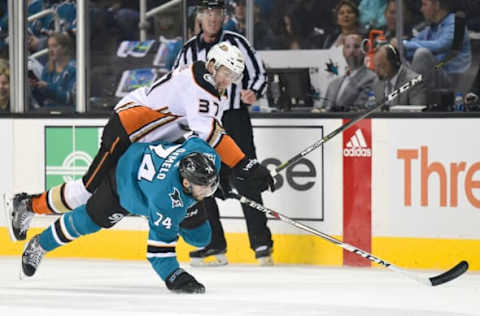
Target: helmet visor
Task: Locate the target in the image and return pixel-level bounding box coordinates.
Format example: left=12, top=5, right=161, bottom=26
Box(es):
left=191, top=178, right=219, bottom=199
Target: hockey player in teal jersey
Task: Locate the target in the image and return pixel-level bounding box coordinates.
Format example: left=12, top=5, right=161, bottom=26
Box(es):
left=21, top=137, right=221, bottom=294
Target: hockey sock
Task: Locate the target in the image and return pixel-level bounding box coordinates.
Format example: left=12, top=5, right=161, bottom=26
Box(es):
left=39, top=205, right=101, bottom=252
left=32, top=179, right=92, bottom=215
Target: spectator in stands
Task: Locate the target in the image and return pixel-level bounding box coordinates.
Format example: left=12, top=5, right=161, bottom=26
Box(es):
left=323, top=0, right=364, bottom=48
left=382, top=0, right=414, bottom=41
left=224, top=0, right=246, bottom=34
left=0, top=62, right=9, bottom=112
left=300, top=0, right=339, bottom=49
left=1, top=0, right=52, bottom=54
left=225, top=0, right=278, bottom=49
left=0, top=0, right=7, bottom=56
left=276, top=6, right=306, bottom=49
left=373, top=44, right=426, bottom=108
left=398, top=0, right=472, bottom=90
left=313, top=34, right=377, bottom=112
left=358, top=0, right=387, bottom=29
left=54, top=0, right=76, bottom=32
left=32, top=32, right=76, bottom=109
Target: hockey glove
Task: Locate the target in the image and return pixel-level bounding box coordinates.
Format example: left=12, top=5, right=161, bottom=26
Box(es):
left=233, top=158, right=275, bottom=193
left=165, top=268, right=205, bottom=294
left=180, top=202, right=208, bottom=229
left=214, top=164, right=235, bottom=200
left=214, top=183, right=236, bottom=200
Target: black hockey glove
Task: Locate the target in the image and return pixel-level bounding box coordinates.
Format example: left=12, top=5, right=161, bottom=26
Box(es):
left=165, top=268, right=205, bottom=294
left=214, top=183, right=236, bottom=200
left=179, top=202, right=208, bottom=229
left=214, top=166, right=235, bottom=200
left=233, top=158, right=275, bottom=193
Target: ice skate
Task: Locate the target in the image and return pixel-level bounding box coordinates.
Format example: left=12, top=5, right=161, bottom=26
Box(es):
left=21, top=234, right=46, bottom=278
left=190, top=246, right=228, bottom=267
left=3, top=193, right=35, bottom=242
left=255, top=246, right=273, bottom=266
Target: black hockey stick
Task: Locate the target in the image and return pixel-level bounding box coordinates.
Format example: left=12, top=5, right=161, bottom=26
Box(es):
left=271, top=74, right=423, bottom=176
left=230, top=191, right=468, bottom=286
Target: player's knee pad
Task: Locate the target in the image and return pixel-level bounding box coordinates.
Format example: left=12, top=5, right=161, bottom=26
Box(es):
left=180, top=221, right=211, bottom=248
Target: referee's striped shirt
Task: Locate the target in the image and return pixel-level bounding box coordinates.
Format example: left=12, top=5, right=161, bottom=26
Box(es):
left=173, top=30, right=267, bottom=111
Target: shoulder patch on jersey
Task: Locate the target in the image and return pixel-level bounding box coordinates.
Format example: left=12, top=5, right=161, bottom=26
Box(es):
left=192, top=62, right=220, bottom=99
left=169, top=187, right=184, bottom=208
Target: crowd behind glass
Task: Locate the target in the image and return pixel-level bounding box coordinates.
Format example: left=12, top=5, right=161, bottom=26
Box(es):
left=1, top=0, right=479, bottom=113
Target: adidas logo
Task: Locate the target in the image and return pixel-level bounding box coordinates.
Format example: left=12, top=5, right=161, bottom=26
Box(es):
left=344, top=129, right=372, bottom=157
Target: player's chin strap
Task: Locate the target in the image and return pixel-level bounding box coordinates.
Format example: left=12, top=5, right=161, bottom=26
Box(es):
left=228, top=189, right=468, bottom=286
left=269, top=74, right=423, bottom=177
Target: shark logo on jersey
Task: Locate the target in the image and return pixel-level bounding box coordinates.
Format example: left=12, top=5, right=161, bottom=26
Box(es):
left=169, top=187, right=183, bottom=208
left=203, top=74, right=216, bottom=87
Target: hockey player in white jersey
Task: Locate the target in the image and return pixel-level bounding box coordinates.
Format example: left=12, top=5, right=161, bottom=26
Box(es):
left=4, top=41, right=274, bottom=242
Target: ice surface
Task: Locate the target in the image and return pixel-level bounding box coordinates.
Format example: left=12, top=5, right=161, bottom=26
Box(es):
left=0, top=257, right=478, bottom=316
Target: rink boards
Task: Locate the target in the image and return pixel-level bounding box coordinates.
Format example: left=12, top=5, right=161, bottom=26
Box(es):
left=0, top=117, right=478, bottom=270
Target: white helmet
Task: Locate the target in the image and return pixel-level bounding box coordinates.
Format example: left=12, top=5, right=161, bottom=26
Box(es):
left=207, top=41, right=245, bottom=83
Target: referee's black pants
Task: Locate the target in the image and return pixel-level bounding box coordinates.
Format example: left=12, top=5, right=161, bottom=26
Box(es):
left=200, top=107, right=273, bottom=252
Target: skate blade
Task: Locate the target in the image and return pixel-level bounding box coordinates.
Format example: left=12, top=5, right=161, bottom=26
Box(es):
left=190, top=254, right=228, bottom=267
left=2, top=193, right=18, bottom=242
left=257, top=256, right=274, bottom=266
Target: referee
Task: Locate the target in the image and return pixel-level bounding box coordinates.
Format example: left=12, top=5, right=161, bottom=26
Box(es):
left=173, top=0, right=272, bottom=265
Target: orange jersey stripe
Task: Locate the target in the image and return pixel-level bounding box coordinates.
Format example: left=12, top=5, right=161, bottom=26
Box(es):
left=215, top=135, right=245, bottom=168
left=84, top=150, right=111, bottom=189
left=118, top=106, right=174, bottom=136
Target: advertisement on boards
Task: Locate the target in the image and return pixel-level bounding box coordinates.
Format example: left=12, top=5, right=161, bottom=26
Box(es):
left=45, top=126, right=102, bottom=190
left=247, top=123, right=325, bottom=221
left=343, top=119, right=372, bottom=266
left=373, top=119, right=480, bottom=238
left=217, top=121, right=329, bottom=223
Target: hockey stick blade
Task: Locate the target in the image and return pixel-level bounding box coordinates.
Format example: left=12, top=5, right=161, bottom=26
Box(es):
left=231, top=191, right=468, bottom=286
left=429, top=260, right=469, bottom=286
left=271, top=74, right=423, bottom=176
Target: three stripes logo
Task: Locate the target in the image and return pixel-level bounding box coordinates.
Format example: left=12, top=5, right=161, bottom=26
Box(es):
left=344, top=129, right=371, bottom=157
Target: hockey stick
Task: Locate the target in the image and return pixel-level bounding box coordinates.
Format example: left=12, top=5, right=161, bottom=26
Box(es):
left=230, top=191, right=468, bottom=286
left=271, top=74, right=423, bottom=176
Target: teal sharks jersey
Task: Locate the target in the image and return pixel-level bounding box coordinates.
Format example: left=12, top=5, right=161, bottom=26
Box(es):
left=116, top=137, right=220, bottom=280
